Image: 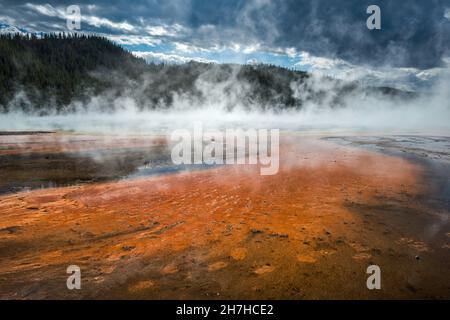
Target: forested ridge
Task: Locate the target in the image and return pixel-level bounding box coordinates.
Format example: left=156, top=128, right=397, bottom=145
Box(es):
left=0, top=33, right=147, bottom=111
left=0, top=34, right=412, bottom=114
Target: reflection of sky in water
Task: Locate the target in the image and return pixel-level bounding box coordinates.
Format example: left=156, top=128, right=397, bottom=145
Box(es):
left=325, top=135, right=450, bottom=212
left=126, top=163, right=218, bottom=180
left=325, top=136, right=450, bottom=164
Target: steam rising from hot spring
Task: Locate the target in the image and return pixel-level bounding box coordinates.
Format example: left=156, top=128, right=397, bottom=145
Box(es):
left=1, top=70, right=449, bottom=135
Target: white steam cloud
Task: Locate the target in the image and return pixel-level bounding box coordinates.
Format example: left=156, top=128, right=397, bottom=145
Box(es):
left=1, top=64, right=449, bottom=135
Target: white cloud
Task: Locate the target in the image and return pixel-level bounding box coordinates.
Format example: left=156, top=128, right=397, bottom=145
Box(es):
left=84, top=16, right=135, bottom=32
left=445, top=8, right=450, bottom=19
left=0, top=15, right=16, bottom=25
left=246, top=58, right=259, bottom=65
left=87, top=5, right=97, bottom=12
left=416, top=68, right=443, bottom=81
left=145, top=23, right=187, bottom=37
left=242, top=43, right=261, bottom=54
left=284, top=47, right=298, bottom=58
left=172, top=41, right=265, bottom=56
left=106, top=35, right=160, bottom=46
left=297, top=51, right=348, bottom=71
left=296, top=51, right=447, bottom=91
left=25, top=3, right=136, bottom=32
left=132, top=51, right=217, bottom=64
left=0, top=24, right=26, bottom=35
left=25, top=3, right=58, bottom=17
left=173, top=42, right=211, bottom=53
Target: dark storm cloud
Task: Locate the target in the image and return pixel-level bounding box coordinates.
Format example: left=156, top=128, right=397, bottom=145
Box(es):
left=186, top=0, right=450, bottom=69
left=271, top=0, right=450, bottom=69
left=1, top=0, right=449, bottom=68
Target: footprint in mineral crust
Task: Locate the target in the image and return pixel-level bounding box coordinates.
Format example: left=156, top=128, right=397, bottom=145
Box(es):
left=352, top=253, right=372, bottom=260
left=396, top=238, right=430, bottom=252
left=128, top=280, right=155, bottom=292
left=161, top=264, right=178, bottom=274
left=208, top=261, right=228, bottom=272
left=100, top=265, right=116, bottom=274
left=230, top=248, right=247, bottom=261
left=296, top=255, right=317, bottom=264
left=254, top=265, right=275, bottom=275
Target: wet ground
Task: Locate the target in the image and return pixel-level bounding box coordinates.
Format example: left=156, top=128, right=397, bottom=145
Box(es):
left=0, top=132, right=449, bottom=299
left=0, top=133, right=202, bottom=195
left=324, top=135, right=450, bottom=211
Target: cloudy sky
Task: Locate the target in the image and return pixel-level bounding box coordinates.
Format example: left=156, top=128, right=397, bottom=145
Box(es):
left=1, top=0, right=450, bottom=89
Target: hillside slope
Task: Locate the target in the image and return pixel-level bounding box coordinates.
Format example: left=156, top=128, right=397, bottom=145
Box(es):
left=0, top=34, right=413, bottom=114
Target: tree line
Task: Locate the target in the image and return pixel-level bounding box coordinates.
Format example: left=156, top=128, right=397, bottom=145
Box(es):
left=0, top=33, right=410, bottom=114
